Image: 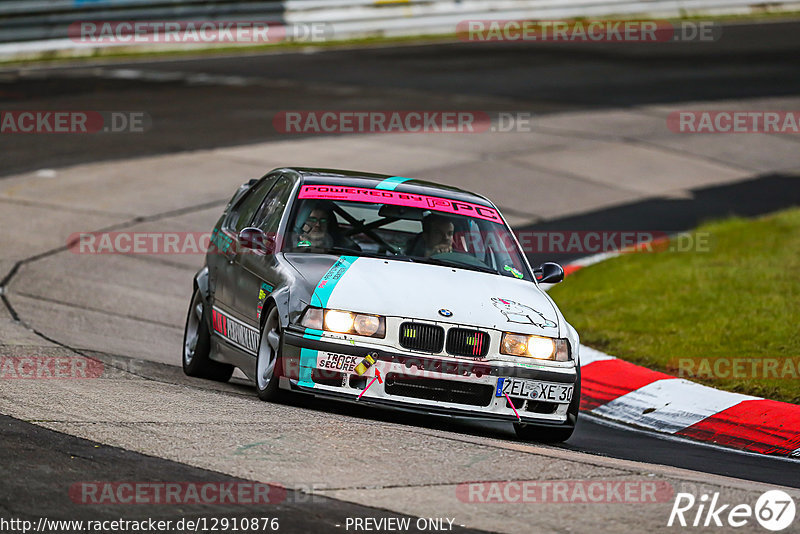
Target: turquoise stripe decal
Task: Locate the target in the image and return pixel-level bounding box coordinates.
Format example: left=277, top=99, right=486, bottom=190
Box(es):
left=309, top=256, right=359, bottom=308
left=298, top=348, right=318, bottom=387
left=303, top=328, right=324, bottom=339
left=300, top=256, right=358, bottom=387
left=375, top=176, right=412, bottom=191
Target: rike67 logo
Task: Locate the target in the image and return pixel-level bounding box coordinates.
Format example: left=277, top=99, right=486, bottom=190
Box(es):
left=668, top=490, right=796, bottom=531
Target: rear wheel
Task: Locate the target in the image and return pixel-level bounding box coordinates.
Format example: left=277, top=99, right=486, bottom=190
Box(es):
left=514, top=366, right=581, bottom=443
left=256, top=305, right=284, bottom=401
left=182, top=288, right=234, bottom=382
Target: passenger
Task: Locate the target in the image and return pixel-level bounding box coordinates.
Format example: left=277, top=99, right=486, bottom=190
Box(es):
left=408, top=214, right=455, bottom=257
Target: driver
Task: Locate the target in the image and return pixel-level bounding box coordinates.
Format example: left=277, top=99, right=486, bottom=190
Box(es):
left=297, top=208, right=334, bottom=248
left=420, top=214, right=455, bottom=256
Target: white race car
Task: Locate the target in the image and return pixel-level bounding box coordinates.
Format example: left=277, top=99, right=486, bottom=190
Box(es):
left=183, top=168, right=580, bottom=442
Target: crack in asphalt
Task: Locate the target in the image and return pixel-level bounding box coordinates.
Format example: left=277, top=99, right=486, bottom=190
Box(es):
left=0, top=197, right=229, bottom=383
left=13, top=291, right=184, bottom=329
left=501, top=157, right=641, bottom=195
left=313, top=473, right=630, bottom=493
left=120, top=252, right=204, bottom=270
left=0, top=196, right=132, bottom=218
left=532, top=122, right=763, bottom=174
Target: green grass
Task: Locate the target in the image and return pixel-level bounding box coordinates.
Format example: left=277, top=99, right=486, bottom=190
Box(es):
left=0, top=33, right=459, bottom=67
left=550, top=208, right=800, bottom=404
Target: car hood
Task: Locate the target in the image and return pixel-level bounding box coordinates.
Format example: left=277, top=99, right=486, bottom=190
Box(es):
left=284, top=254, right=562, bottom=336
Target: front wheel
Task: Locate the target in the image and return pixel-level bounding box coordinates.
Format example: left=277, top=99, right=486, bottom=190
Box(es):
left=256, top=305, right=284, bottom=401
left=182, top=288, right=234, bottom=382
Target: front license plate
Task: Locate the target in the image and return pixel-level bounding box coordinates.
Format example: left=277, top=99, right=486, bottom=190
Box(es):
left=496, top=377, right=573, bottom=403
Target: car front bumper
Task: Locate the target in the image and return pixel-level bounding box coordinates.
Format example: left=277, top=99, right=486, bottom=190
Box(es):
left=281, top=327, right=578, bottom=426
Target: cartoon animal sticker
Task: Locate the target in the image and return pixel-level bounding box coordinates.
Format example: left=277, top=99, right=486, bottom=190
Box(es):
left=491, top=298, right=557, bottom=329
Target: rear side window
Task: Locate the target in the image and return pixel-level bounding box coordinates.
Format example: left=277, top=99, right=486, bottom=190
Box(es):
left=224, top=176, right=278, bottom=233
left=253, top=176, right=294, bottom=234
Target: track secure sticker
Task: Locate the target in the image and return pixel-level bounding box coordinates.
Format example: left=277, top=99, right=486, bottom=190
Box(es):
left=316, top=352, right=359, bottom=373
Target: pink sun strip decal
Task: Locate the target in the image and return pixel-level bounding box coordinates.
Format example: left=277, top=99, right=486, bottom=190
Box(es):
left=299, top=185, right=502, bottom=223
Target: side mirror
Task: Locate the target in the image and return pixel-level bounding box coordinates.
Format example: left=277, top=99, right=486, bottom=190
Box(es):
left=534, top=262, right=564, bottom=284
left=238, top=227, right=275, bottom=254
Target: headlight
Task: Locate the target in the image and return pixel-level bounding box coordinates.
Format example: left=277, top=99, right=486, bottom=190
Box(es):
left=300, top=307, right=323, bottom=330
left=501, top=333, right=570, bottom=361
left=324, top=310, right=354, bottom=333
left=501, top=333, right=529, bottom=356
left=527, top=336, right=556, bottom=359
left=353, top=314, right=381, bottom=336
left=301, top=307, right=385, bottom=338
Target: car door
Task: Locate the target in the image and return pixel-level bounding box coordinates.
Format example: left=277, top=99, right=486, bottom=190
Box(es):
left=213, top=174, right=279, bottom=318
left=232, top=173, right=297, bottom=328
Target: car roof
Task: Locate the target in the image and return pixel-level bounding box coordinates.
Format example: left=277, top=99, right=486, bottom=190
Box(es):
left=284, top=167, right=496, bottom=208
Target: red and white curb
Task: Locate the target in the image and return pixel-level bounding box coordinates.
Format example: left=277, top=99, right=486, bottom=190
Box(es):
left=579, top=347, right=800, bottom=457
left=555, top=247, right=800, bottom=458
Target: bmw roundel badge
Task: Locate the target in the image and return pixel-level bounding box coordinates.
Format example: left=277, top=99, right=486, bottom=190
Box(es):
left=438, top=309, right=453, bottom=317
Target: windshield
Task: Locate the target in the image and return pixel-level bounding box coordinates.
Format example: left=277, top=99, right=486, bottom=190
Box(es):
left=282, top=184, right=533, bottom=281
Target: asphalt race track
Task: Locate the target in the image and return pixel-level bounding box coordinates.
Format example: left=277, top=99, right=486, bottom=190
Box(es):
left=3, top=21, right=800, bottom=178
left=1, top=20, right=799, bottom=533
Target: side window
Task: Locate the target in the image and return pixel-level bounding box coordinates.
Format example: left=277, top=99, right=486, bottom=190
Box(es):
left=252, top=176, right=294, bottom=234
left=223, top=175, right=278, bottom=233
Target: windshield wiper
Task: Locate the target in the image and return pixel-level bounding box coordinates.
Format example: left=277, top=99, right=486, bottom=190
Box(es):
left=409, top=256, right=499, bottom=275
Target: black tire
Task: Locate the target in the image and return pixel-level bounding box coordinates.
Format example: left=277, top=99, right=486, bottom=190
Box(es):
left=255, top=304, right=285, bottom=402
left=182, top=287, right=234, bottom=382
left=514, top=365, right=581, bottom=443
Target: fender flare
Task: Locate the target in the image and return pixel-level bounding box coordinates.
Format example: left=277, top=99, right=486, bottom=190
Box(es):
left=261, top=285, right=291, bottom=332
left=193, top=266, right=210, bottom=305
